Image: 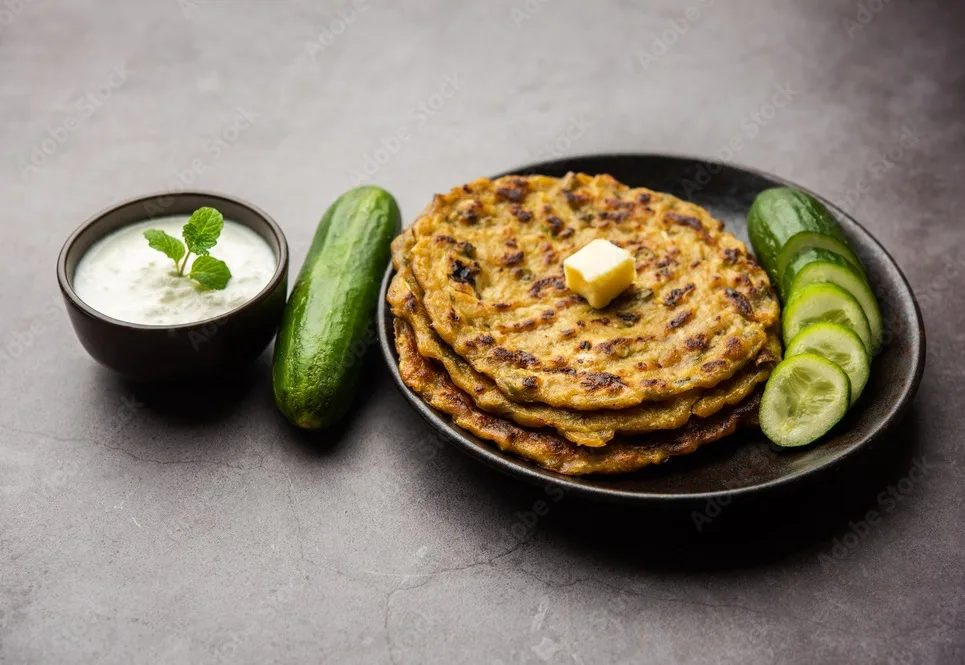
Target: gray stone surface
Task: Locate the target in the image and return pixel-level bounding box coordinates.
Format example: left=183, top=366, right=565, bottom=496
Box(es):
left=1, top=0, right=963, bottom=662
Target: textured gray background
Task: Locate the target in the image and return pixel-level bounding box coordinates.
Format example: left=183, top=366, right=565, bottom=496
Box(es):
left=1, top=0, right=963, bottom=663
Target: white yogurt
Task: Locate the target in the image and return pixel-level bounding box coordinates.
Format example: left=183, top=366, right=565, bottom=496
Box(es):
left=74, top=216, right=277, bottom=325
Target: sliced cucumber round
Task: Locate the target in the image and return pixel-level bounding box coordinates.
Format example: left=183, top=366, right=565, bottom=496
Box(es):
left=760, top=353, right=851, bottom=447
left=782, top=248, right=882, bottom=354
left=776, top=231, right=865, bottom=282
left=782, top=282, right=872, bottom=352
left=785, top=322, right=870, bottom=405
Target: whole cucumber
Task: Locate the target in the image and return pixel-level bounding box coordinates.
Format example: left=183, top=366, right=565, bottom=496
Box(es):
left=747, top=187, right=862, bottom=287
left=273, top=186, right=401, bottom=429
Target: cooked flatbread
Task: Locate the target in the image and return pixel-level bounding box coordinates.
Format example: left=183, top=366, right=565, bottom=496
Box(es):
left=393, top=318, right=762, bottom=475
left=405, top=173, right=780, bottom=410
left=388, top=260, right=778, bottom=446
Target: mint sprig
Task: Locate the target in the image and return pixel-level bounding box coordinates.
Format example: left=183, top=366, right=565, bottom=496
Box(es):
left=188, top=255, right=232, bottom=290
left=143, top=206, right=232, bottom=290
left=182, top=207, right=224, bottom=256
left=144, top=229, right=185, bottom=265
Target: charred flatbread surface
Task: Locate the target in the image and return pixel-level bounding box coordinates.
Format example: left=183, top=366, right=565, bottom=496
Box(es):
left=389, top=257, right=778, bottom=446
left=406, top=173, right=780, bottom=410
left=393, top=318, right=762, bottom=475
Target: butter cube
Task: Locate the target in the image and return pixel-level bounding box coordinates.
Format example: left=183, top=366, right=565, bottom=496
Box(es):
left=563, top=239, right=635, bottom=309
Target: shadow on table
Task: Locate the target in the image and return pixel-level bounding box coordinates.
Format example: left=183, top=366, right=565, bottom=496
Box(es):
left=102, top=354, right=270, bottom=424
left=85, top=352, right=280, bottom=463
left=515, top=405, right=925, bottom=572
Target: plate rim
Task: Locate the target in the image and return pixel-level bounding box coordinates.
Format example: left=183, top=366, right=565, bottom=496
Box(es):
left=377, top=152, right=926, bottom=503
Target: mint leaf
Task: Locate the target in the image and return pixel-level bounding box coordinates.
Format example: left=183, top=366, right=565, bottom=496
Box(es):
left=189, top=255, right=231, bottom=290
left=143, top=229, right=186, bottom=267
left=182, top=207, right=224, bottom=256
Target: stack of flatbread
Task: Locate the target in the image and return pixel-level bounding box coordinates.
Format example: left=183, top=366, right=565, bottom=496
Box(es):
left=388, top=173, right=781, bottom=475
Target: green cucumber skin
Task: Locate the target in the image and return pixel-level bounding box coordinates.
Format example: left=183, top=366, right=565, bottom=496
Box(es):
left=782, top=283, right=872, bottom=351
left=785, top=322, right=870, bottom=405
left=780, top=247, right=864, bottom=301
left=776, top=232, right=865, bottom=282
left=760, top=354, right=850, bottom=448
left=272, top=186, right=402, bottom=429
left=783, top=247, right=883, bottom=354
left=747, top=187, right=852, bottom=286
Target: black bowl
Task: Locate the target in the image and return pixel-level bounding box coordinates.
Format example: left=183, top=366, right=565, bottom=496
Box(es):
left=378, top=154, right=926, bottom=503
left=57, top=191, right=289, bottom=382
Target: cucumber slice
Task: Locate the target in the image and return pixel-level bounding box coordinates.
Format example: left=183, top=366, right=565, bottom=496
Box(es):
left=747, top=187, right=855, bottom=286
left=785, top=322, right=870, bottom=405
left=782, top=248, right=883, bottom=354
left=782, top=282, right=872, bottom=352
left=760, top=353, right=851, bottom=447
left=776, top=231, right=866, bottom=281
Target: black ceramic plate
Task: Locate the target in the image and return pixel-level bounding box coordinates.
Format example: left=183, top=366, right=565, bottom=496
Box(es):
left=377, top=154, right=925, bottom=503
